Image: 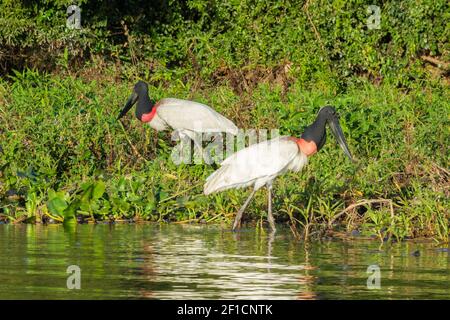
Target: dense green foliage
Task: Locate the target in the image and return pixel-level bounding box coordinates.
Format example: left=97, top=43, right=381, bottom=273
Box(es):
left=1, top=0, right=449, bottom=86
left=1, top=70, right=448, bottom=240
left=0, top=1, right=448, bottom=241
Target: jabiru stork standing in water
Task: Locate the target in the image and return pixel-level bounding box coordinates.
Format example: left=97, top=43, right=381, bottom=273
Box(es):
left=118, top=81, right=238, bottom=149
left=204, top=106, right=353, bottom=232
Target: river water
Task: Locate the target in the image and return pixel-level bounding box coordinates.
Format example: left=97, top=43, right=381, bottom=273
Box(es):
left=0, top=224, right=448, bottom=299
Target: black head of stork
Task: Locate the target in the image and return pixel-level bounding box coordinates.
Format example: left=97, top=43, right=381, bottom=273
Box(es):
left=117, top=81, right=153, bottom=121
left=301, top=106, right=353, bottom=161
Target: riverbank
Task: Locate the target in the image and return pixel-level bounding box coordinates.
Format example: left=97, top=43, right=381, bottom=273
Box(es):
left=0, top=68, right=448, bottom=241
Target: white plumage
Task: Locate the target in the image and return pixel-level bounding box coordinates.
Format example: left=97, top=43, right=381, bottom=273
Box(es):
left=153, top=98, right=238, bottom=136
left=204, top=136, right=307, bottom=194
left=204, top=136, right=308, bottom=231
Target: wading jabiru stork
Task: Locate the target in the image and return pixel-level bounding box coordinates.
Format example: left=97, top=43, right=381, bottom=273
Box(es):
left=204, top=106, right=353, bottom=232
left=117, top=81, right=238, bottom=147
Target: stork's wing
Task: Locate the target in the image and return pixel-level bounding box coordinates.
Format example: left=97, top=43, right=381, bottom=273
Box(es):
left=156, top=98, right=238, bottom=134
left=204, top=137, right=301, bottom=194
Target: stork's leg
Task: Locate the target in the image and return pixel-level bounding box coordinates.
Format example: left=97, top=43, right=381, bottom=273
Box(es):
left=232, top=189, right=257, bottom=231
left=267, top=184, right=276, bottom=232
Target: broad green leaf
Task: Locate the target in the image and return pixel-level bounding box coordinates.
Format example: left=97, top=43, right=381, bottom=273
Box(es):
left=64, top=199, right=80, bottom=219
left=92, top=181, right=106, bottom=199
left=81, top=185, right=94, bottom=203
left=47, top=197, right=68, bottom=216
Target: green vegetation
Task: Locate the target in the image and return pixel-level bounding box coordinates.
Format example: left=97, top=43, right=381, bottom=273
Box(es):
left=0, top=1, right=448, bottom=241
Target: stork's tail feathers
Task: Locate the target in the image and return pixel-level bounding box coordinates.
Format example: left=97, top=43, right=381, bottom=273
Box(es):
left=228, top=125, right=239, bottom=136
left=221, top=121, right=238, bottom=136
left=204, top=164, right=254, bottom=195
left=204, top=165, right=232, bottom=195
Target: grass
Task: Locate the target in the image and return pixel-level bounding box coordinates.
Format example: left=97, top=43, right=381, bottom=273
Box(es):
left=0, top=68, right=448, bottom=242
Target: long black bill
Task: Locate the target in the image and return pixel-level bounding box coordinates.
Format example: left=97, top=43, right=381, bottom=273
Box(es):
left=328, top=116, right=353, bottom=161
left=117, top=92, right=138, bottom=120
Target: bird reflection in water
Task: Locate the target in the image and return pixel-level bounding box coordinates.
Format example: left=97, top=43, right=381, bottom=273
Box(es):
left=134, top=226, right=318, bottom=299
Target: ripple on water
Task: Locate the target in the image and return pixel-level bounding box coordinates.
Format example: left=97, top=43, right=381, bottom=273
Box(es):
left=0, top=224, right=448, bottom=299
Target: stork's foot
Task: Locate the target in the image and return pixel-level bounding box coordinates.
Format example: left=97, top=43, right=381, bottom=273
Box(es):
left=232, top=210, right=243, bottom=231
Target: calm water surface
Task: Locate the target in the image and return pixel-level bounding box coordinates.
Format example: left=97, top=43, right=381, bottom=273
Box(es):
left=0, top=224, right=448, bottom=299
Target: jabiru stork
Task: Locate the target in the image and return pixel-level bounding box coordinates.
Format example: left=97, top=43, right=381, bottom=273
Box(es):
left=204, top=106, right=353, bottom=231
left=118, top=81, right=238, bottom=148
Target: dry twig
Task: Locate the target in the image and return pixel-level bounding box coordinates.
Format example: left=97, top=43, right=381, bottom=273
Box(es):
left=329, top=198, right=394, bottom=228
